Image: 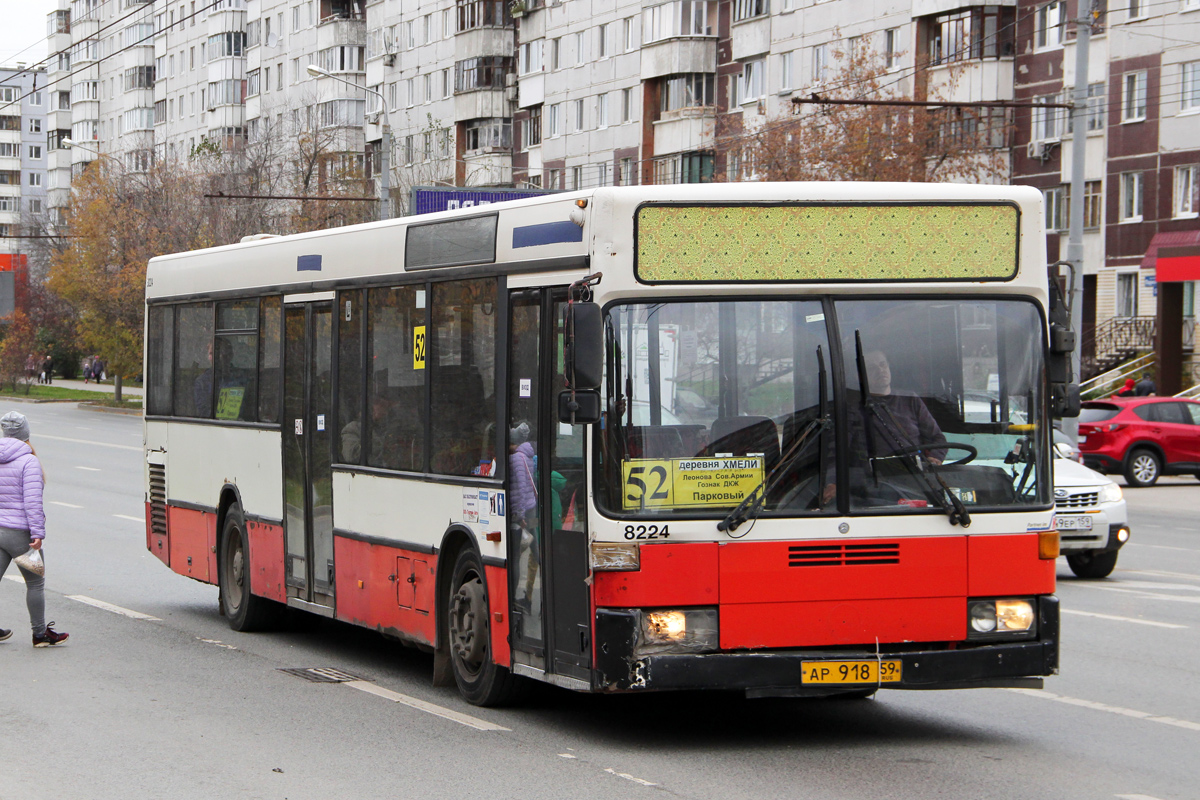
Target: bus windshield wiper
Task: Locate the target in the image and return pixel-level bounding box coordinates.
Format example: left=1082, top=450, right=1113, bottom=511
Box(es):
left=717, top=415, right=831, bottom=535
left=719, top=348, right=831, bottom=535
left=855, top=332, right=971, bottom=528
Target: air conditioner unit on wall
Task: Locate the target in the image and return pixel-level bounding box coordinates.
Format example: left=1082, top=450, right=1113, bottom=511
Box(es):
left=383, top=54, right=395, bottom=67
left=1027, top=140, right=1047, bottom=160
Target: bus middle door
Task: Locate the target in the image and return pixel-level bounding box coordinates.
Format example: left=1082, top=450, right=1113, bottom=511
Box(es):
left=283, top=299, right=336, bottom=615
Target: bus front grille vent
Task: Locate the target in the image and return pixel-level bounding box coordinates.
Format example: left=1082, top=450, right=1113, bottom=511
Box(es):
left=787, top=543, right=900, bottom=567
left=149, top=463, right=167, bottom=537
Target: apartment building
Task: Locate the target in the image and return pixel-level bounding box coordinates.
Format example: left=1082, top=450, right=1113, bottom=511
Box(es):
left=1012, top=0, right=1200, bottom=376
left=0, top=65, right=48, bottom=262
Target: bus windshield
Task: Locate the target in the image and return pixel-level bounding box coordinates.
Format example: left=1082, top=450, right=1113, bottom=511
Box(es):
left=599, top=297, right=1049, bottom=519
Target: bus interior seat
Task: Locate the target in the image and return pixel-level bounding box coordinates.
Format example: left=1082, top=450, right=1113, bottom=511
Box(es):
left=707, top=416, right=780, bottom=469
left=706, top=416, right=780, bottom=467
left=626, top=426, right=686, bottom=459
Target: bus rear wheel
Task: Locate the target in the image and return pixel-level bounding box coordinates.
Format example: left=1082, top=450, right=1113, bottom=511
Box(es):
left=219, top=507, right=278, bottom=632
left=446, top=547, right=524, bottom=707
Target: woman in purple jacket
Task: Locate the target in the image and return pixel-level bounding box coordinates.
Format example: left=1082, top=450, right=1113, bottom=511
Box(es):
left=0, top=411, right=68, bottom=647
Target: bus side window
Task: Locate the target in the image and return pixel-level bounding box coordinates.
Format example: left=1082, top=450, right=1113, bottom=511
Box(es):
left=259, top=296, right=282, bottom=424
left=430, top=278, right=497, bottom=476
left=173, top=301, right=214, bottom=419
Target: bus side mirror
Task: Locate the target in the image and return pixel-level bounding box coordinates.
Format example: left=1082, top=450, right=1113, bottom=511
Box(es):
left=1051, top=382, right=1080, bottom=419
left=558, top=390, right=601, bottom=424
left=565, top=302, right=603, bottom=391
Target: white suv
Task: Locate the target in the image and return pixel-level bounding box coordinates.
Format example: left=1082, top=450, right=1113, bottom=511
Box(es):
left=1052, top=453, right=1131, bottom=579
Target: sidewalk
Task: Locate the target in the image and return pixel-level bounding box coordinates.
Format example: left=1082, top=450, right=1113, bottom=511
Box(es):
left=49, top=378, right=144, bottom=396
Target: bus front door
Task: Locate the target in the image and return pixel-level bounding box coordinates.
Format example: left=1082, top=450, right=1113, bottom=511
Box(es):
left=283, top=301, right=336, bottom=615
left=507, top=289, right=592, bottom=684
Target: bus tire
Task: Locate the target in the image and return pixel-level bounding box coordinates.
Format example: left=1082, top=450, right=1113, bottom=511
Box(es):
left=446, top=546, right=524, bottom=707
left=219, top=507, right=277, bottom=632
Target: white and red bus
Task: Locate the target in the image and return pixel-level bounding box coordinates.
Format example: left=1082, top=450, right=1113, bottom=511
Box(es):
left=144, top=182, right=1074, bottom=705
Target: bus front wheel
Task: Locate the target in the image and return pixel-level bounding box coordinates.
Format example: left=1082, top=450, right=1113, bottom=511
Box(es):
left=446, top=547, right=524, bottom=707
left=219, top=507, right=277, bottom=632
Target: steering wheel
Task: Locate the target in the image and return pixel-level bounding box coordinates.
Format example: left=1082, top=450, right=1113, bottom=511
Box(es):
left=887, top=442, right=977, bottom=466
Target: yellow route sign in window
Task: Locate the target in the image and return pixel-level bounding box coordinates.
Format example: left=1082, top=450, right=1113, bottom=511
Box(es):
left=413, top=325, right=426, bottom=370
left=622, top=457, right=764, bottom=510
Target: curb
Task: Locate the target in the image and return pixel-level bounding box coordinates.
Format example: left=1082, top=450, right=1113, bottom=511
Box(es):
left=78, top=402, right=143, bottom=417
left=0, top=396, right=79, bottom=404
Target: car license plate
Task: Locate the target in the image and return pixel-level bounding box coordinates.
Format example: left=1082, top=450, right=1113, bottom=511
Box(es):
left=801, top=660, right=902, bottom=684
left=1078, top=434, right=1087, bottom=443
left=1056, top=515, right=1094, bottom=530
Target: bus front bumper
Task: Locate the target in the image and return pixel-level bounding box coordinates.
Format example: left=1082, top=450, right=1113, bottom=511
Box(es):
left=593, top=596, right=1059, bottom=696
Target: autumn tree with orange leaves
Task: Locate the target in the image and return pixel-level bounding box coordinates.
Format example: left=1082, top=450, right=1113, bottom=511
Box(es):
left=720, top=43, right=1011, bottom=184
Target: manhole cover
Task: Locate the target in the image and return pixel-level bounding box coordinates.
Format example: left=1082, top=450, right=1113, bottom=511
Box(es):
left=278, top=667, right=371, bottom=683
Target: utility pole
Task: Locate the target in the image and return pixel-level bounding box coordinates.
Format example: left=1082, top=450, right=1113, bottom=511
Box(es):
left=1062, top=2, right=1094, bottom=443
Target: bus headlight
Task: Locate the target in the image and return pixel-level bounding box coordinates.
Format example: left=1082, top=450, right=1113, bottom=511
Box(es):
left=635, top=608, right=719, bottom=655
left=968, top=598, right=1037, bottom=639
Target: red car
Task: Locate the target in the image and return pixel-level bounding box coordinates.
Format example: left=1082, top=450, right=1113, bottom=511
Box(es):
left=1077, top=397, right=1200, bottom=487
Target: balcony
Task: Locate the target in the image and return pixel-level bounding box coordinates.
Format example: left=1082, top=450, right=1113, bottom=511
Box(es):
left=641, top=38, right=715, bottom=81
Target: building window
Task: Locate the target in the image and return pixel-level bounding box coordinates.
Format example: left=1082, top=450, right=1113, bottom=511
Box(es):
left=548, top=102, right=562, bottom=136
left=1036, top=2, right=1066, bottom=49
left=732, top=0, right=768, bottom=22
left=1123, top=71, right=1147, bottom=122
left=1175, top=165, right=1199, bottom=218
left=1116, top=272, right=1138, bottom=318
left=621, top=87, right=634, bottom=122
left=28, top=145, right=42, bottom=160
left=1183, top=61, right=1200, bottom=112
left=1120, top=172, right=1143, bottom=222
left=1043, top=186, right=1066, bottom=232
left=1033, top=93, right=1065, bottom=140
left=624, top=17, right=636, bottom=51
left=519, top=39, right=543, bottom=74
left=1066, top=83, right=1106, bottom=133
left=28, top=172, right=42, bottom=187
left=1084, top=180, right=1102, bottom=228
left=620, top=157, right=635, bottom=186
left=457, top=1, right=513, bottom=32
left=598, top=23, right=609, bottom=59
left=930, top=6, right=1016, bottom=64
left=547, top=168, right=561, bottom=189
left=524, top=105, right=542, bottom=148
left=737, top=59, right=765, bottom=104
left=575, top=32, right=586, bottom=65
left=884, top=28, right=899, bottom=70
left=597, top=93, right=609, bottom=128
left=779, top=51, right=793, bottom=91
left=812, top=45, right=828, bottom=84
left=643, top=0, right=716, bottom=43
left=570, top=165, right=581, bottom=190
left=597, top=161, right=610, bottom=186
left=1128, top=0, right=1145, bottom=20
left=463, top=118, right=511, bottom=150
left=651, top=151, right=714, bottom=184
left=661, top=73, right=715, bottom=112
left=551, top=37, right=561, bottom=70
left=454, top=57, right=513, bottom=92
left=573, top=98, right=585, bottom=131
left=28, top=118, right=41, bottom=133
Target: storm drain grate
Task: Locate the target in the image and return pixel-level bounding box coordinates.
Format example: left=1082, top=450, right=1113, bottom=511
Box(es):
left=278, top=667, right=372, bottom=683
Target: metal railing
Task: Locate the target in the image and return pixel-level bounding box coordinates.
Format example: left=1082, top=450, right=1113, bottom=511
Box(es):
left=1080, top=352, right=1156, bottom=399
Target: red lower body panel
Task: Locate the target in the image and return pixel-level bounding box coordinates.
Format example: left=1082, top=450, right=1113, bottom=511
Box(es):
left=593, top=534, right=1054, bottom=652
left=166, top=506, right=217, bottom=584
left=246, top=519, right=286, bottom=602
left=334, top=536, right=437, bottom=646
left=485, top=565, right=510, bottom=668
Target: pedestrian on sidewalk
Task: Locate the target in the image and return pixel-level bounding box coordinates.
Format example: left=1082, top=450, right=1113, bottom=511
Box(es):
left=0, top=411, right=69, bottom=647
left=41, top=355, right=53, bottom=385
left=83, top=355, right=93, bottom=384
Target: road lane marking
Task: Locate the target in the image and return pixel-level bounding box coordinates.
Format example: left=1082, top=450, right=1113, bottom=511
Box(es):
left=1129, top=544, right=1200, bottom=553
left=1072, top=584, right=1200, bottom=605
left=36, top=434, right=140, bottom=452
left=604, top=768, right=657, bottom=787
left=75, top=466, right=101, bottom=472
left=66, top=595, right=161, bottom=621
left=1007, top=689, right=1200, bottom=732
left=1122, top=569, right=1200, bottom=582
left=1060, top=609, right=1186, bottom=629
left=341, top=680, right=510, bottom=732
left=1117, top=795, right=1168, bottom=800
left=4, top=574, right=24, bottom=584
left=49, top=501, right=83, bottom=508
left=197, top=637, right=238, bottom=650
left=113, top=514, right=144, bottom=523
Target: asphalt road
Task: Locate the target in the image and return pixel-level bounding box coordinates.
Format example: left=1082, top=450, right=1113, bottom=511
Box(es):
left=1, top=402, right=1197, bottom=800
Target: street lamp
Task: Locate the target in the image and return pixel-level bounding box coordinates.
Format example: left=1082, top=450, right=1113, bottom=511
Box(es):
left=307, top=64, right=391, bottom=221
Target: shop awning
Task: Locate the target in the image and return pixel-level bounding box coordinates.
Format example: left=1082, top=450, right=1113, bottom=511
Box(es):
left=1142, top=230, right=1200, bottom=281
